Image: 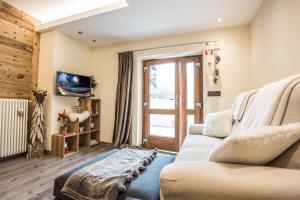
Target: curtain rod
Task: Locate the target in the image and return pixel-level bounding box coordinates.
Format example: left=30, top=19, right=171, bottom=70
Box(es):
left=118, top=40, right=220, bottom=54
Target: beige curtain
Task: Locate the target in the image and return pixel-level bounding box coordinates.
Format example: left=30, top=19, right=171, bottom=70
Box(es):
left=113, top=51, right=134, bottom=147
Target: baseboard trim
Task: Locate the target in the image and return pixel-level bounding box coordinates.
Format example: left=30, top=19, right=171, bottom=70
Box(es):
left=99, top=142, right=114, bottom=147
left=0, top=152, right=26, bottom=162
left=44, top=150, right=52, bottom=155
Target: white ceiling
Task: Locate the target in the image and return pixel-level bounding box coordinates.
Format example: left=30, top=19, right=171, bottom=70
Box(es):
left=4, top=0, right=263, bottom=48
left=3, top=0, right=128, bottom=23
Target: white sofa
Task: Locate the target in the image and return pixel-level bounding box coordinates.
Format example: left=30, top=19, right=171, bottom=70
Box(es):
left=160, top=80, right=300, bottom=200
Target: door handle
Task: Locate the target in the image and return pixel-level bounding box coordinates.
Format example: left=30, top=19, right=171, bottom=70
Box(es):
left=195, top=102, right=202, bottom=109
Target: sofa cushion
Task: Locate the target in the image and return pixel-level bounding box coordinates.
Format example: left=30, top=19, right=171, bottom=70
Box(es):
left=176, top=149, right=213, bottom=162
left=160, top=161, right=300, bottom=200
left=203, top=109, right=233, bottom=137
left=181, top=135, right=222, bottom=150
left=176, top=135, right=222, bottom=162
left=268, top=140, right=300, bottom=169
left=209, top=123, right=300, bottom=165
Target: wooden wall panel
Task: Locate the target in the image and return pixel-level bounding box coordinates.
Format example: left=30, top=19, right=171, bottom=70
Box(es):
left=0, top=1, right=40, bottom=99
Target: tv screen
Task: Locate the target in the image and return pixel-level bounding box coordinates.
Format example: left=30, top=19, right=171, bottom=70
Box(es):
left=56, top=71, right=91, bottom=97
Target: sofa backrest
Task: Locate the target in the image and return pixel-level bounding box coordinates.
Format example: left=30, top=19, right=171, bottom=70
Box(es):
left=233, top=82, right=300, bottom=169
left=231, top=93, right=256, bottom=134
left=267, top=82, right=300, bottom=169
left=281, top=82, right=300, bottom=124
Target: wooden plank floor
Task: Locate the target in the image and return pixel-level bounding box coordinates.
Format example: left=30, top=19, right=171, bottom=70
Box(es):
left=0, top=143, right=113, bottom=200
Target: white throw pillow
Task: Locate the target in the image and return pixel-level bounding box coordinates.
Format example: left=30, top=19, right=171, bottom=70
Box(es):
left=209, top=123, right=300, bottom=165
left=203, top=109, right=233, bottom=137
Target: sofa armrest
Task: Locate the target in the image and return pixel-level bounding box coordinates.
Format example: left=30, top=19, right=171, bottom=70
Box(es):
left=160, top=161, right=300, bottom=200
left=188, top=124, right=205, bottom=135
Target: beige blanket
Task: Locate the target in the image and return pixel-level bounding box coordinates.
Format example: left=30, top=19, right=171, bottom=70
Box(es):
left=232, top=89, right=258, bottom=122
left=241, top=74, right=300, bottom=129
left=61, top=148, right=156, bottom=200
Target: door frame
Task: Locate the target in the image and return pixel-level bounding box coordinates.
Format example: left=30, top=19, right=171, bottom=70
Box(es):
left=142, top=55, right=203, bottom=151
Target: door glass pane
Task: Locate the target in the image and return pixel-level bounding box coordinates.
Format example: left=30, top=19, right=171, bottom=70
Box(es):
left=150, top=114, right=175, bottom=138
left=186, top=62, right=195, bottom=109
left=149, top=63, right=175, bottom=109
left=186, top=115, right=195, bottom=134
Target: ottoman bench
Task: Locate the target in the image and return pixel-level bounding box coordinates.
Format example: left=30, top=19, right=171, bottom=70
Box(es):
left=53, top=149, right=175, bottom=200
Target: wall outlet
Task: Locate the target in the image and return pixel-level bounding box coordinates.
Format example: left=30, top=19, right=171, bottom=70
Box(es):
left=208, top=91, right=221, bottom=97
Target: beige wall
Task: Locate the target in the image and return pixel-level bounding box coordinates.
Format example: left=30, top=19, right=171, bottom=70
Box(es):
left=251, top=0, right=300, bottom=87
left=90, top=25, right=252, bottom=144
left=38, top=31, right=92, bottom=150
left=38, top=0, right=300, bottom=147
left=39, top=25, right=252, bottom=146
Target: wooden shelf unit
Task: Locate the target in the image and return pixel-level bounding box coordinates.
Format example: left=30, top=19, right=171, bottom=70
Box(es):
left=52, top=98, right=101, bottom=157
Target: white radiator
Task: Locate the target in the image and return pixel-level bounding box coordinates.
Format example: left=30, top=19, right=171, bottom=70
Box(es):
left=0, top=99, right=28, bottom=158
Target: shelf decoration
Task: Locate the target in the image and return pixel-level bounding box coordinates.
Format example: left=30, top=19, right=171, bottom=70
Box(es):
left=68, top=111, right=90, bottom=123
left=52, top=98, right=101, bottom=157
left=28, top=89, right=47, bottom=158
left=58, top=110, right=69, bottom=136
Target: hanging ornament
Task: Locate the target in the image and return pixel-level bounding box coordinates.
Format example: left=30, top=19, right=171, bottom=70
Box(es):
left=204, top=47, right=221, bottom=86
left=215, top=55, right=221, bottom=65
left=205, top=52, right=215, bottom=86
left=214, top=50, right=222, bottom=84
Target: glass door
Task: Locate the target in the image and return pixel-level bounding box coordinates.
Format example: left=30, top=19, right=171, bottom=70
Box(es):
left=179, top=56, right=202, bottom=146
left=143, top=58, right=179, bottom=152
left=143, top=56, right=202, bottom=151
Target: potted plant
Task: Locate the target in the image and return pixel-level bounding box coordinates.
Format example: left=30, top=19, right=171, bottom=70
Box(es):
left=90, top=75, right=97, bottom=97
left=57, top=110, right=69, bottom=135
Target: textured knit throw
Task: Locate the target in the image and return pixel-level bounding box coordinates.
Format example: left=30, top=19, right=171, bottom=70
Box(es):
left=61, top=148, right=157, bottom=200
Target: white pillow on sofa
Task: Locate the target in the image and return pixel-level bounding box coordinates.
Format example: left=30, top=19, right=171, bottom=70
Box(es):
left=203, top=109, right=233, bottom=137
left=209, top=123, right=300, bottom=165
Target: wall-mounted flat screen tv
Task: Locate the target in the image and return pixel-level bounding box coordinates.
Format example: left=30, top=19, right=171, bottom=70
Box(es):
left=56, top=71, right=91, bottom=97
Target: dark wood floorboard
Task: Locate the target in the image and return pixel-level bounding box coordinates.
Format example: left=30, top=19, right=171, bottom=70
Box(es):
left=0, top=143, right=113, bottom=200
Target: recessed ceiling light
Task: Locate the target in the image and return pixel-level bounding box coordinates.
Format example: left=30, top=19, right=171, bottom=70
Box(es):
left=217, top=17, right=222, bottom=22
